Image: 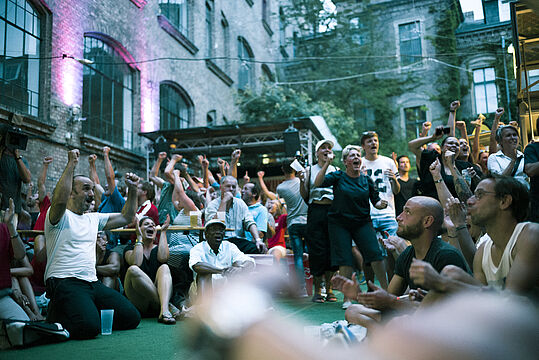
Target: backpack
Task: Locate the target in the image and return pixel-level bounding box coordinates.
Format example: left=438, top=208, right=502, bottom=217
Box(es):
left=0, top=319, right=69, bottom=349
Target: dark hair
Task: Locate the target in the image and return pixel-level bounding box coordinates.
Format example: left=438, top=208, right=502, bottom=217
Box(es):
left=440, top=136, right=457, bottom=148
left=281, top=158, right=294, bottom=174
left=396, top=155, right=410, bottom=163
left=185, top=189, right=203, bottom=210
left=247, top=182, right=261, bottom=199
left=486, top=174, right=529, bottom=222
left=360, top=131, right=378, bottom=145
left=140, top=181, right=155, bottom=202
left=138, top=216, right=153, bottom=228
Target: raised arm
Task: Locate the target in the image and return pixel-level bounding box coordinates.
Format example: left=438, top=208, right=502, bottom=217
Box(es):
left=172, top=170, right=198, bottom=212
left=470, top=115, right=484, bottom=164
left=88, top=154, right=103, bottom=207
left=408, top=131, right=443, bottom=166
left=103, top=173, right=140, bottom=230
left=49, top=149, right=79, bottom=225
left=150, top=152, right=167, bottom=188
left=257, top=171, right=277, bottom=200
left=429, top=159, right=453, bottom=209
left=445, top=151, right=474, bottom=203
left=298, top=168, right=309, bottom=203
left=157, top=215, right=170, bottom=263
left=3, top=198, right=25, bottom=260
left=445, top=198, right=475, bottom=269
left=14, top=149, right=31, bottom=184
left=180, top=163, right=200, bottom=194
left=164, top=154, right=183, bottom=184
left=447, top=100, right=460, bottom=137
left=102, top=147, right=116, bottom=193
left=456, top=121, right=469, bottom=146
left=313, top=155, right=334, bottom=187
left=125, top=222, right=143, bottom=266
left=198, top=155, right=210, bottom=189
left=230, top=149, right=241, bottom=179
left=489, top=108, right=504, bottom=154
left=37, top=156, right=53, bottom=202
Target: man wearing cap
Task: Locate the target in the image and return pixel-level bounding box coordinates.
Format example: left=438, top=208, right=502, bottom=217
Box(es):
left=189, top=219, right=255, bottom=292
left=299, top=139, right=338, bottom=303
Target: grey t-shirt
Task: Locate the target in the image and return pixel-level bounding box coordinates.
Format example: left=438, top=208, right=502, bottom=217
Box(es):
left=276, top=178, right=307, bottom=227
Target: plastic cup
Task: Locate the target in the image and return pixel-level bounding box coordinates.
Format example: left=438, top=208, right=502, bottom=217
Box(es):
left=190, top=211, right=201, bottom=227
left=100, top=309, right=114, bottom=335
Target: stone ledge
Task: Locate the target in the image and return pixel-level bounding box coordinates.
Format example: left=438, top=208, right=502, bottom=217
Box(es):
left=205, top=59, right=234, bottom=87
left=157, top=15, right=198, bottom=55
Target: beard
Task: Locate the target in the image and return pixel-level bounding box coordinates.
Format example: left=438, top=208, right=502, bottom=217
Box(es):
left=397, top=220, right=423, bottom=240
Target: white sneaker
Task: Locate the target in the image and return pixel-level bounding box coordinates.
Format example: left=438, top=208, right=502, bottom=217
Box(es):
left=342, top=301, right=352, bottom=310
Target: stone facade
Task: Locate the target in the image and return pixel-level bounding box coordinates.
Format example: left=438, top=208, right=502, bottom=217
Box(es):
left=0, top=0, right=287, bottom=192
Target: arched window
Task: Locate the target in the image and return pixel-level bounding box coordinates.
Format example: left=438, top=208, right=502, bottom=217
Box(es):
left=0, top=0, right=41, bottom=116
left=206, top=109, right=216, bottom=126
left=82, top=34, right=135, bottom=149
left=237, top=37, right=254, bottom=90
left=261, top=64, right=274, bottom=82
left=160, top=81, right=193, bottom=130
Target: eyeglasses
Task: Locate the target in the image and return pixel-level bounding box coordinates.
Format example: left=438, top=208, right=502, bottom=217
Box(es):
left=473, top=189, right=497, bottom=200
left=362, top=131, right=378, bottom=136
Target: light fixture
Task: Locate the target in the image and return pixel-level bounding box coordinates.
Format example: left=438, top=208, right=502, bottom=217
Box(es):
left=262, top=158, right=270, bottom=165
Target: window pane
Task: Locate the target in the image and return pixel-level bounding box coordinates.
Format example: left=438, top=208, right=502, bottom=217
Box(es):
left=0, top=19, right=4, bottom=56
left=24, top=33, right=37, bottom=55
left=484, top=67, right=495, bottom=81
left=160, top=83, right=191, bottom=130
left=475, top=85, right=486, bottom=114
left=485, top=83, right=498, bottom=112
left=0, top=0, right=6, bottom=18
left=15, top=5, right=24, bottom=27
left=6, top=24, right=22, bottom=57
left=6, top=0, right=15, bottom=23
left=27, top=55, right=38, bottom=91
left=473, top=69, right=483, bottom=83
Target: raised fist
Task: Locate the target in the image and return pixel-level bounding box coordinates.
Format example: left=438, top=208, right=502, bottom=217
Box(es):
left=124, top=172, right=140, bottom=188
left=231, top=149, right=242, bottom=160
left=43, top=156, right=53, bottom=165
left=88, top=154, right=97, bottom=164
left=495, top=108, right=504, bottom=118
left=449, top=100, right=460, bottom=112
left=68, top=149, right=80, bottom=164
left=158, top=152, right=167, bottom=159
left=103, top=146, right=111, bottom=156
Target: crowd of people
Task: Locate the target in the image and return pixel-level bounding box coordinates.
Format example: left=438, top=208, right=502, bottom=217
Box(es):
left=0, top=100, right=538, bottom=350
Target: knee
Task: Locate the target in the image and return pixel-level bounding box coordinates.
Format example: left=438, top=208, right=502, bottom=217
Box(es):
left=126, top=265, right=144, bottom=278
left=441, top=265, right=463, bottom=279
left=69, top=316, right=101, bottom=340
left=157, top=264, right=171, bottom=279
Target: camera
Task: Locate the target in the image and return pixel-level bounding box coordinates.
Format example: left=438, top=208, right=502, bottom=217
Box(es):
left=435, top=126, right=451, bottom=136
left=0, top=124, right=28, bottom=151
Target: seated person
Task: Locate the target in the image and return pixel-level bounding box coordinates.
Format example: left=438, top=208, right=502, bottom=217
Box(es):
left=0, top=198, right=30, bottom=321
left=407, top=175, right=539, bottom=300
left=11, top=255, right=44, bottom=321
left=205, top=176, right=266, bottom=254
left=96, top=231, right=120, bottom=291
left=332, top=196, right=469, bottom=332
left=266, top=200, right=288, bottom=263
left=45, top=150, right=140, bottom=339
left=189, top=219, right=255, bottom=295
left=124, top=215, right=177, bottom=324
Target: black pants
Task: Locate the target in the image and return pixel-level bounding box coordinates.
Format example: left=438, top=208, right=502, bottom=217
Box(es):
left=46, top=277, right=141, bottom=339
left=306, top=203, right=338, bottom=277
left=225, top=237, right=260, bottom=254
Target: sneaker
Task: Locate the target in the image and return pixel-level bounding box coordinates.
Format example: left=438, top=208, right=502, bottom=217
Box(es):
left=342, top=301, right=352, bottom=310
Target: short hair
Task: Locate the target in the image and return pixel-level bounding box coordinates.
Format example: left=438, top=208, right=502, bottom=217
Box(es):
left=495, top=125, right=519, bottom=144
left=281, top=158, right=294, bottom=174
left=72, top=175, right=91, bottom=192
left=140, top=181, right=155, bottom=202
left=138, top=216, right=153, bottom=228
left=341, top=144, right=362, bottom=161
left=246, top=182, right=261, bottom=199
left=220, top=175, right=237, bottom=186
left=397, top=155, right=410, bottom=163
left=485, top=174, right=529, bottom=222
left=360, top=131, right=378, bottom=145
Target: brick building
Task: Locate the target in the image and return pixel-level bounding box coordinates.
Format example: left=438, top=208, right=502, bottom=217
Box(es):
left=0, top=0, right=288, bottom=190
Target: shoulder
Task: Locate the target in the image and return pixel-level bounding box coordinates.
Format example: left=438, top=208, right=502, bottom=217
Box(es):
left=517, top=222, right=539, bottom=246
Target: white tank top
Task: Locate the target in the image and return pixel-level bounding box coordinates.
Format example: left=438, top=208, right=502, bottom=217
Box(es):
left=481, top=222, right=529, bottom=290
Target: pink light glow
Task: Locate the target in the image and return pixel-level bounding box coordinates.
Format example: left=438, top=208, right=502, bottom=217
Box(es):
left=140, top=76, right=156, bottom=133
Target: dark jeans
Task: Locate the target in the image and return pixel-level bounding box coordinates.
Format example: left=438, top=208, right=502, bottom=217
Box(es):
left=306, top=204, right=338, bottom=276
left=225, top=236, right=260, bottom=254
left=46, top=277, right=141, bottom=339
left=288, top=223, right=307, bottom=288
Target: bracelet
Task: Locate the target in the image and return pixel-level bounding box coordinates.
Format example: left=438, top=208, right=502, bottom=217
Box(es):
left=455, top=225, right=467, bottom=231
left=10, top=233, right=19, bottom=239
left=16, top=156, right=22, bottom=160
left=434, top=178, right=443, bottom=183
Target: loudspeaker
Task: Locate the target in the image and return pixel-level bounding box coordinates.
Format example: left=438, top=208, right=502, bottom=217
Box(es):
left=283, top=128, right=300, bottom=157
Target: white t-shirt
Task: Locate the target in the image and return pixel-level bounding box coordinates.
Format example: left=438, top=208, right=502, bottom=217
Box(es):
left=308, top=163, right=337, bottom=203
left=487, top=150, right=529, bottom=190
left=44, top=209, right=110, bottom=282
left=189, top=240, right=255, bottom=282
left=362, top=156, right=398, bottom=219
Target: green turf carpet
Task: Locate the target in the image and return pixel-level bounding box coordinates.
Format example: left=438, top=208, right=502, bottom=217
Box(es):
left=7, top=291, right=351, bottom=360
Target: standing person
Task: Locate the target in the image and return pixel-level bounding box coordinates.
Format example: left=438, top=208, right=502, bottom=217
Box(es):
left=394, top=155, right=418, bottom=217
left=314, top=145, right=389, bottom=309
left=487, top=109, right=529, bottom=190
left=360, top=131, right=400, bottom=283
left=524, top=139, right=539, bottom=222
left=299, top=140, right=339, bottom=303
left=241, top=182, right=269, bottom=242
left=276, top=158, right=308, bottom=295
left=44, top=149, right=140, bottom=339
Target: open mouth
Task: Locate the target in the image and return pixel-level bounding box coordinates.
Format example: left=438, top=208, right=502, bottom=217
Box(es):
left=145, top=228, right=155, bottom=237
left=352, top=160, right=361, bottom=167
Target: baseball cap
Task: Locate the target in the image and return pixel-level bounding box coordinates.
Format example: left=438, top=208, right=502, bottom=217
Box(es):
left=315, top=139, right=334, bottom=152
left=204, top=218, right=226, bottom=230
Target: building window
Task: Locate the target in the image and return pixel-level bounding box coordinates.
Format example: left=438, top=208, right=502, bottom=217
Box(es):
left=261, top=64, right=274, bottom=82
left=398, top=21, right=421, bottom=66
left=473, top=67, right=498, bottom=113
left=220, top=15, right=230, bottom=73
left=207, top=109, right=216, bottom=126
left=0, top=0, right=40, bottom=117
left=159, top=0, right=190, bottom=39
left=521, top=68, right=539, bottom=92
left=238, top=37, right=254, bottom=90
left=205, top=1, right=214, bottom=58
left=404, top=106, right=427, bottom=139
left=262, top=0, right=270, bottom=24
left=279, top=7, right=286, bottom=47
left=82, top=36, right=134, bottom=149
left=160, top=82, right=192, bottom=130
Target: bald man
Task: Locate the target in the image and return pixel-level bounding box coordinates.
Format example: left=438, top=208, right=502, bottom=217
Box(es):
left=332, top=196, right=469, bottom=329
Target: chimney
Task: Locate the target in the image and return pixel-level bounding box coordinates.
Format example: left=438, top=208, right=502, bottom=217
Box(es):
left=482, top=0, right=500, bottom=24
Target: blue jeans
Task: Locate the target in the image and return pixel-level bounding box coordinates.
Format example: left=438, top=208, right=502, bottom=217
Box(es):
left=371, top=217, right=398, bottom=236
left=288, top=223, right=307, bottom=288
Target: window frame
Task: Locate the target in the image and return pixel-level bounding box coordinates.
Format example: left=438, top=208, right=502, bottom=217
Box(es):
left=159, top=81, right=193, bottom=130
left=396, top=20, right=423, bottom=67
left=237, top=36, right=255, bottom=91
left=472, top=67, right=499, bottom=114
